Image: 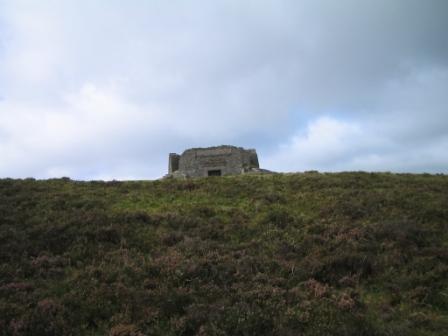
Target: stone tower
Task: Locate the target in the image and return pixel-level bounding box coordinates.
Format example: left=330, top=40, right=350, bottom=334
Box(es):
left=167, top=145, right=264, bottom=178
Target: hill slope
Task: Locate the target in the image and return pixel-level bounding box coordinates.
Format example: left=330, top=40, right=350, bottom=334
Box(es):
left=1, top=173, right=447, bottom=335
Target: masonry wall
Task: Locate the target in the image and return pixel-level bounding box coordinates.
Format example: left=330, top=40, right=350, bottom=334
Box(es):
left=168, top=153, right=180, bottom=174
left=174, top=146, right=259, bottom=177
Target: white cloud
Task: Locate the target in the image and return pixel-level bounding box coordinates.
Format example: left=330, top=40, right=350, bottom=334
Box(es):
left=265, top=112, right=448, bottom=173
left=0, top=82, right=170, bottom=178
left=265, top=117, right=366, bottom=171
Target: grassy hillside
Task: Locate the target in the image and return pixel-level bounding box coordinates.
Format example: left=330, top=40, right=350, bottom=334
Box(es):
left=1, top=172, right=447, bottom=335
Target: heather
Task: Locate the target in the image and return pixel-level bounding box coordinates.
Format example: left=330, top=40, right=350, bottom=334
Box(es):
left=0, top=172, right=447, bottom=335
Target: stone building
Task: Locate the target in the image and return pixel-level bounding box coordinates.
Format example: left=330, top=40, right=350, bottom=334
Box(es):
left=167, top=145, right=264, bottom=178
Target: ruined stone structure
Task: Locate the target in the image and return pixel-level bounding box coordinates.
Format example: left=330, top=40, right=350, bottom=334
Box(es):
left=167, top=145, right=264, bottom=178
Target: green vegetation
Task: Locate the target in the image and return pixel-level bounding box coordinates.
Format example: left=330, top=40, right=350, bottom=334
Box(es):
left=1, top=172, right=447, bottom=335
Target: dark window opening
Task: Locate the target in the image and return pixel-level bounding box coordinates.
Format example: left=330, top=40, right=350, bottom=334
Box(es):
left=208, top=170, right=222, bottom=176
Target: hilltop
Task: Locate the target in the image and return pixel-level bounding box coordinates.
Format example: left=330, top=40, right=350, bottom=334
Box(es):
left=0, top=172, right=447, bottom=335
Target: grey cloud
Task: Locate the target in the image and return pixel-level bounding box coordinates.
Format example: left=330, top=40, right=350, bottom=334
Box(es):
left=0, top=0, right=447, bottom=178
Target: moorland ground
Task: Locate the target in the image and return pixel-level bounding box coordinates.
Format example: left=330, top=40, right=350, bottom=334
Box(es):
left=0, top=172, right=447, bottom=335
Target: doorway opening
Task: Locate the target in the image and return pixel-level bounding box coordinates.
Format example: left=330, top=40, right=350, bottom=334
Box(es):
left=208, top=169, right=222, bottom=176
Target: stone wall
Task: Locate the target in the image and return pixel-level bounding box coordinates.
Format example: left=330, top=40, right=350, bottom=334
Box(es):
left=168, top=145, right=260, bottom=177
left=168, top=153, right=180, bottom=174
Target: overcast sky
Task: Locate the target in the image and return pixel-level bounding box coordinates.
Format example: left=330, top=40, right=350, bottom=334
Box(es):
left=1, top=0, right=447, bottom=179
